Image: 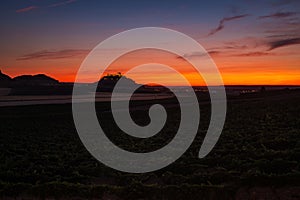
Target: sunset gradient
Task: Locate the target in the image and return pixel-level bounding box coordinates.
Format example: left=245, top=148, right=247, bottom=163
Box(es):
left=1, top=0, right=299, bottom=86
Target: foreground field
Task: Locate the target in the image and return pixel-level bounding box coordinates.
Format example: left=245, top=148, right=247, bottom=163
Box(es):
left=0, top=90, right=300, bottom=199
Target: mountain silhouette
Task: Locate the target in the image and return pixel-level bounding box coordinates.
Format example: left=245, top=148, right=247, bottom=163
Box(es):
left=0, top=70, right=12, bottom=87
left=0, top=70, right=64, bottom=95
left=0, top=70, right=59, bottom=87
left=96, top=73, right=139, bottom=92
left=13, top=74, right=59, bottom=86
left=0, top=70, right=169, bottom=95
left=0, top=70, right=12, bottom=80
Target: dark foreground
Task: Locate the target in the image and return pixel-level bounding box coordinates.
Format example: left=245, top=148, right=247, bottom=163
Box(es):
left=0, top=90, right=300, bottom=199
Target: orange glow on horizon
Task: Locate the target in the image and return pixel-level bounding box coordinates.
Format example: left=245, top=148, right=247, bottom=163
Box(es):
left=2, top=48, right=300, bottom=86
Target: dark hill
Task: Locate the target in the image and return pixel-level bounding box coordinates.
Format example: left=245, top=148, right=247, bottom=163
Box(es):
left=0, top=70, right=12, bottom=81
left=9, top=74, right=66, bottom=95
left=0, top=70, right=169, bottom=95
left=13, top=74, right=59, bottom=86
left=97, top=73, right=170, bottom=93
left=97, top=73, right=138, bottom=92
left=99, top=74, right=136, bottom=86
left=0, top=70, right=12, bottom=87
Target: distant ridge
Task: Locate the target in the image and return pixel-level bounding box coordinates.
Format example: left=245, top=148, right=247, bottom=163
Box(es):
left=13, top=74, right=59, bottom=86
left=0, top=70, right=12, bottom=81
left=96, top=72, right=139, bottom=92
left=0, top=70, right=12, bottom=87
left=96, top=73, right=170, bottom=93
left=0, top=70, right=64, bottom=95
left=0, top=70, right=168, bottom=95
left=0, top=70, right=59, bottom=87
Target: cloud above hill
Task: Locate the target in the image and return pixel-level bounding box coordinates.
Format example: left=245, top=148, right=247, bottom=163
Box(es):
left=17, top=49, right=89, bottom=60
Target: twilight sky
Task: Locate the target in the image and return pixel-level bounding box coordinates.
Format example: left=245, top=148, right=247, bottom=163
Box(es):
left=0, top=0, right=300, bottom=85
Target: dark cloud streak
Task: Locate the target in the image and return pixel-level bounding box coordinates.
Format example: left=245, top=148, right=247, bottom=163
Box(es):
left=233, top=51, right=273, bottom=57
left=176, top=51, right=220, bottom=60
left=17, top=49, right=90, bottom=60
left=207, top=14, right=249, bottom=37
left=268, top=38, right=300, bottom=50
left=259, top=12, right=297, bottom=19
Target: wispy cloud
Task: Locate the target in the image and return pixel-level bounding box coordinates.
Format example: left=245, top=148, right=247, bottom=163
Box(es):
left=208, top=36, right=266, bottom=52
left=210, top=35, right=300, bottom=54
left=207, top=14, right=249, bottom=37
left=233, top=51, right=273, bottom=57
left=176, top=51, right=220, bottom=60
left=272, top=0, right=300, bottom=7
left=16, top=6, right=38, bottom=13
left=177, top=50, right=276, bottom=58
left=259, top=11, right=297, bottom=19
left=268, top=38, right=300, bottom=50
left=48, top=0, right=77, bottom=8
left=16, top=0, right=77, bottom=13
left=17, top=49, right=90, bottom=60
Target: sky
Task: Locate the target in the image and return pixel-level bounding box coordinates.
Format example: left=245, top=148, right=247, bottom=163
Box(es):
left=0, top=0, right=300, bottom=85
